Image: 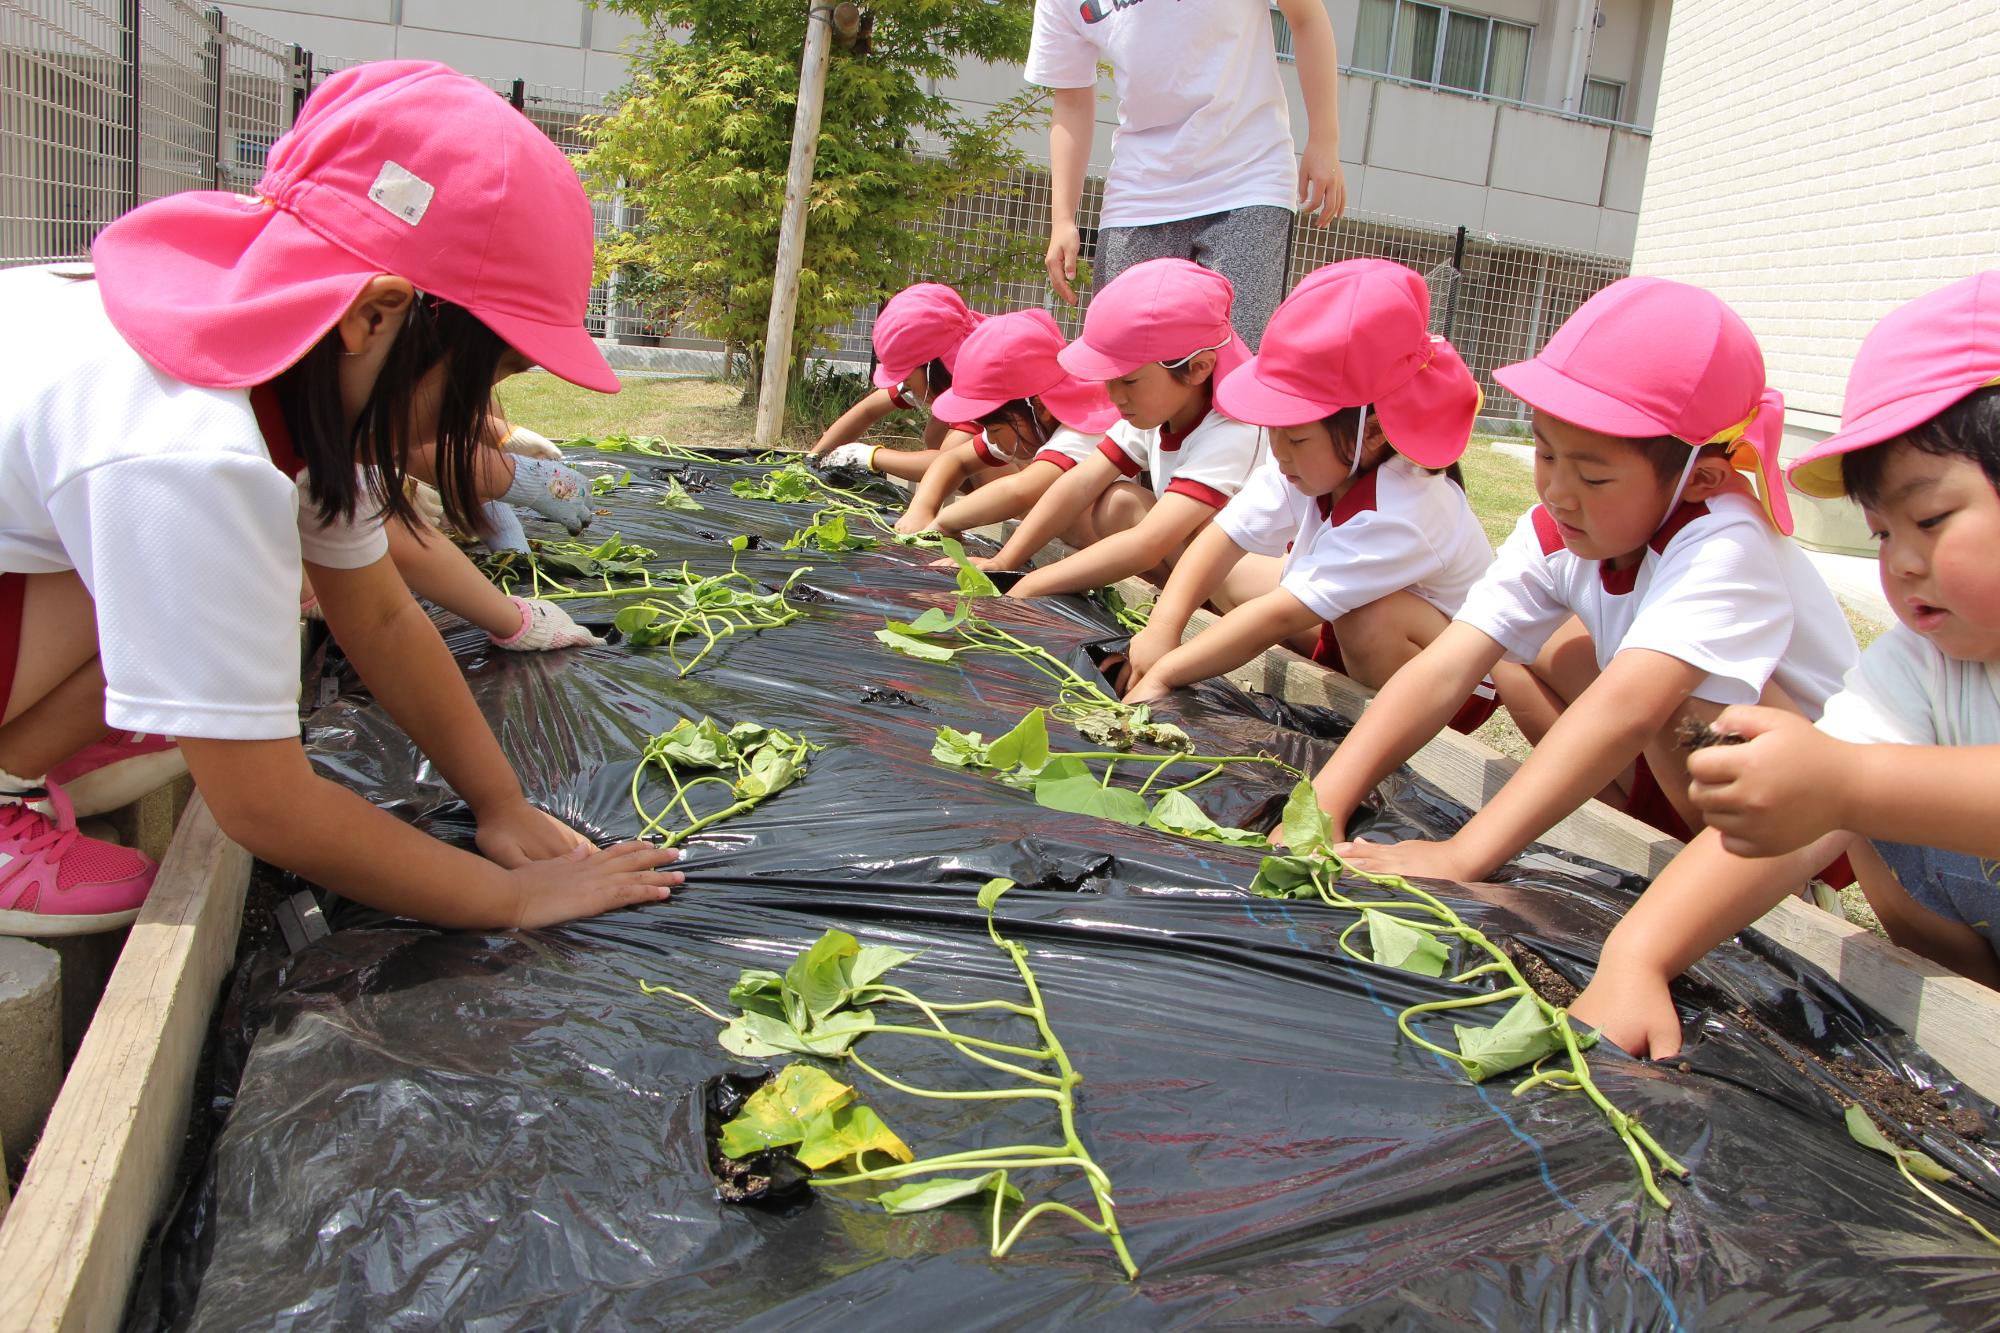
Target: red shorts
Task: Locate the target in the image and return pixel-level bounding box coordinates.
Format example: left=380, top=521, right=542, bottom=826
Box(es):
left=1622, top=752, right=1857, bottom=887
left=1310, top=623, right=1499, bottom=736
left=0, top=573, right=23, bottom=720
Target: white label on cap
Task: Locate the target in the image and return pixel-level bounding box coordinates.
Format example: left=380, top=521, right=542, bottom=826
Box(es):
left=367, top=160, right=434, bottom=227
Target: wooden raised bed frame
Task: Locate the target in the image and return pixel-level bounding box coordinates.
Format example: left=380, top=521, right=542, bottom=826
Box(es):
left=1, top=534, right=1993, bottom=1332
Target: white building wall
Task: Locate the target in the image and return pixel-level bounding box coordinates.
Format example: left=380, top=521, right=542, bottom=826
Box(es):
left=1630, top=1, right=2000, bottom=548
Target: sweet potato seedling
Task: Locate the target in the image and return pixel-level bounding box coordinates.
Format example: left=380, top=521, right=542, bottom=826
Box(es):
left=630, top=716, right=819, bottom=846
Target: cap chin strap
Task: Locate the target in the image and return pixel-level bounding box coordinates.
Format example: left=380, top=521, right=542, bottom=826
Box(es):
left=1159, top=333, right=1234, bottom=371
left=1348, top=405, right=1370, bottom=479
left=1659, top=441, right=1702, bottom=532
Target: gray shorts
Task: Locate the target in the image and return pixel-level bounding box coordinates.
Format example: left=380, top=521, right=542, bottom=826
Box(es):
left=1872, top=839, right=2000, bottom=955
left=1094, top=205, right=1294, bottom=352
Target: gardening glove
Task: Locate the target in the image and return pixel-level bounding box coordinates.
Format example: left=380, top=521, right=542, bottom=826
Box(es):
left=479, top=499, right=531, bottom=553
left=502, top=455, right=591, bottom=534
left=818, top=443, right=878, bottom=472
left=408, top=479, right=447, bottom=531
left=500, top=424, right=564, bottom=461
left=490, top=596, right=604, bottom=652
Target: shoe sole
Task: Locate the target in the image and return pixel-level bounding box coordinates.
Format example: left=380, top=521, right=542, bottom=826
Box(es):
left=60, top=751, right=190, bottom=819
left=0, top=904, right=143, bottom=936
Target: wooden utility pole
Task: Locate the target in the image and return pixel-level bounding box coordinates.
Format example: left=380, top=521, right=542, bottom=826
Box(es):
left=753, top=2, right=835, bottom=448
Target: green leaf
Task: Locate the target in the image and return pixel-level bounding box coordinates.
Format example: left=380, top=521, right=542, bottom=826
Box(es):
left=727, top=968, right=787, bottom=1020
left=1249, top=855, right=1322, bottom=900
left=1035, top=770, right=1150, bottom=825
left=875, top=627, right=958, bottom=663
left=983, top=707, right=1050, bottom=775
left=977, top=877, right=1015, bottom=910
left=844, top=944, right=918, bottom=991
left=1844, top=1104, right=1956, bottom=1181
left=1361, top=909, right=1450, bottom=977
left=717, top=1011, right=807, bottom=1059
left=1279, top=782, right=1336, bottom=856
left=903, top=605, right=964, bottom=635
left=659, top=478, right=705, bottom=511
left=784, top=929, right=861, bottom=1023
left=718, top=1064, right=854, bottom=1158
left=1143, top=791, right=1269, bottom=848
left=734, top=742, right=803, bottom=800
left=877, top=1171, right=1023, bottom=1215
left=796, top=1104, right=914, bottom=1170
left=939, top=537, right=998, bottom=599
left=729, top=534, right=750, bottom=552
left=645, top=717, right=739, bottom=768
left=1452, top=994, right=1594, bottom=1083
left=931, top=726, right=988, bottom=768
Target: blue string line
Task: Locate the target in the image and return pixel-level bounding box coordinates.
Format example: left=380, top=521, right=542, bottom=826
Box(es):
left=1243, top=899, right=1685, bottom=1333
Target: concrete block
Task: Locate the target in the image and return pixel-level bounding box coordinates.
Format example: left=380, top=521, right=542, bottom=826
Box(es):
left=0, top=938, right=61, bottom=1178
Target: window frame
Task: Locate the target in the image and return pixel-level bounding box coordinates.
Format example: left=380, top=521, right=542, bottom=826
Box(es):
left=1581, top=75, right=1625, bottom=122
left=1359, top=1, right=1534, bottom=103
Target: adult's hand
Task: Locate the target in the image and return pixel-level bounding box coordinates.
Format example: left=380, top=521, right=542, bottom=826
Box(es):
left=1046, top=218, right=1081, bottom=305
left=1297, top=136, right=1347, bottom=226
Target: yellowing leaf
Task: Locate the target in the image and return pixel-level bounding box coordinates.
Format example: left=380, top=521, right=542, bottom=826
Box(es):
left=797, top=1104, right=914, bottom=1170
left=717, top=1064, right=855, bottom=1159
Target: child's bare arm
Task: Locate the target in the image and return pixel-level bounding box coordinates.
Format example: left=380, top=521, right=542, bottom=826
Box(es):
left=1297, top=621, right=1507, bottom=839
left=1342, top=647, right=1706, bottom=881
left=1009, top=492, right=1214, bottom=598
left=810, top=388, right=898, bottom=457
left=1129, top=587, right=1320, bottom=702
left=1122, top=523, right=1249, bottom=691
left=898, top=440, right=980, bottom=531
left=987, top=453, right=1122, bottom=571
left=1570, top=826, right=1843, bottom=1058
left=935, top=460, right=1058, bottom=534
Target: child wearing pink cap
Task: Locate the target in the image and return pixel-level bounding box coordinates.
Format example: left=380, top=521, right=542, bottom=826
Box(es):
left=0, top=61, right=680, bottom=937
left=1574, top=273, right=2000, bottom=1058
left=1121, top=261, right=1516, bottom=727
left=897, top=309, right=1127, bottom=541
left=807, top=282, right=984, bottom=484
left=1293, top=277, right=1856, bottom=886
left=980, top=260, right=1268, bottom=597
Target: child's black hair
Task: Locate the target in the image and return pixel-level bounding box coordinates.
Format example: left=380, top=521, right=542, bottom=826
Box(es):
left=1323, top=406, right=1464, bottom=488
left=924, top=357, right=953, bottom=399
left=974, top=397, right=1052, bottom=443
left=1842, top=384, right=2000, bottom=506
left=1629, top=433, right=1728, bottom=483
left=273, top=295, right=507, bottom=534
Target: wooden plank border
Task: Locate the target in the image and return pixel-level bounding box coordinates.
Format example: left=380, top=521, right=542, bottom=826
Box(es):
left=0, top=794, right=249, bottom=1333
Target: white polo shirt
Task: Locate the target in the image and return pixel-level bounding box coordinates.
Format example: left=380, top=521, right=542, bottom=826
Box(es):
left=1817, top=626, right=2000, bottom=748
left=1098, top=409, right=1266, bottom=509
left=1455, top=491, right=1857, bottom=711
left=1024, top=0, right=1297, bottom=229
left=1215, top=455, right=1494, bottom=624
left=1, top=265, right=387, bottom=740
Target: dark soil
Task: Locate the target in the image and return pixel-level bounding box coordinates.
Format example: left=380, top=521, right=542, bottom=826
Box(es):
left=1833, top=1056, right=1987, bottom=1142
left=1676, top=718, right=1748, bottom=751
left=1503, top=939, right=1580, bottom=1008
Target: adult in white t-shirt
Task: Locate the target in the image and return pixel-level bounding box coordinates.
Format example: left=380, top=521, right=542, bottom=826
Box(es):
left=1025, top=0, right=1347, bottom=348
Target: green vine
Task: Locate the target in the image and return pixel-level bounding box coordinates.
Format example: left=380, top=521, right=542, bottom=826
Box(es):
left=630, top=716, right=819, bottom=846
left=471, top=533, right=661, bottom=600
left=611, top=536, right=811, bottom=676
left=643, top=880, right=1137, bottom=1278
left=1256, top=782, right=1688, bottom=1210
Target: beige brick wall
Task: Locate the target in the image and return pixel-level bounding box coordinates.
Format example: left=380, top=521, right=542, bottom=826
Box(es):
left=1631, top=3, right=2000, bottom=421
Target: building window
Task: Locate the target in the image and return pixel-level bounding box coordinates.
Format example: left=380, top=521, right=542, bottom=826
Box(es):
left=1353, top=1, right=1531, bottom=102
left=1581, top=76, right=1623, bottom=121
left=1270, top=4, right=1295, bottom=63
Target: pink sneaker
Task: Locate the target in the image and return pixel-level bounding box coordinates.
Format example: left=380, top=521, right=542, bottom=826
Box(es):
left=48, top=731, right=186, bottom=818
left=0, top=783, right=157, bottom=936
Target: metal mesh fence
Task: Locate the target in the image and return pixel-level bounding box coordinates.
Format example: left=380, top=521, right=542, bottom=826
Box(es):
left=2, top=0, right=301, bottom=267
left=3, top=12, right=1628, bottom=417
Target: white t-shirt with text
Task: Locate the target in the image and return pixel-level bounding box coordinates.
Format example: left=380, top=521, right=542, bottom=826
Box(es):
left=1024, top=0, right=1297, bottom=229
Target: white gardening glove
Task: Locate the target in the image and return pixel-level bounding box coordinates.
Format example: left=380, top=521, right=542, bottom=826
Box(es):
left=820, top=443, right=878, bottom=472
left=489, top=597, right=604, bottom=652
left=480, top=499, right=530, bottom=553
left=500, top=424, right=563, bottom=461
left=502, top=455, right=591, bottom=534
left=409, top=479, right=447, bottom=530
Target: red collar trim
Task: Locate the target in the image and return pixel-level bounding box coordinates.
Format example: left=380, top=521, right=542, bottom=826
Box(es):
left=1159, top=406, right=1211, bottom=453
left=1316, top=468, right=1380, bottom=525
left=1530, top=505, right=1565, bottom=555
left=249, top=385, right=305, bottom=478
left=1599, top=500, right=1709, bottom=595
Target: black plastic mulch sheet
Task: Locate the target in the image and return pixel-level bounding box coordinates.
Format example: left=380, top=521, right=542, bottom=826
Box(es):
left=143, top=451, right=2000, bottom=1331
